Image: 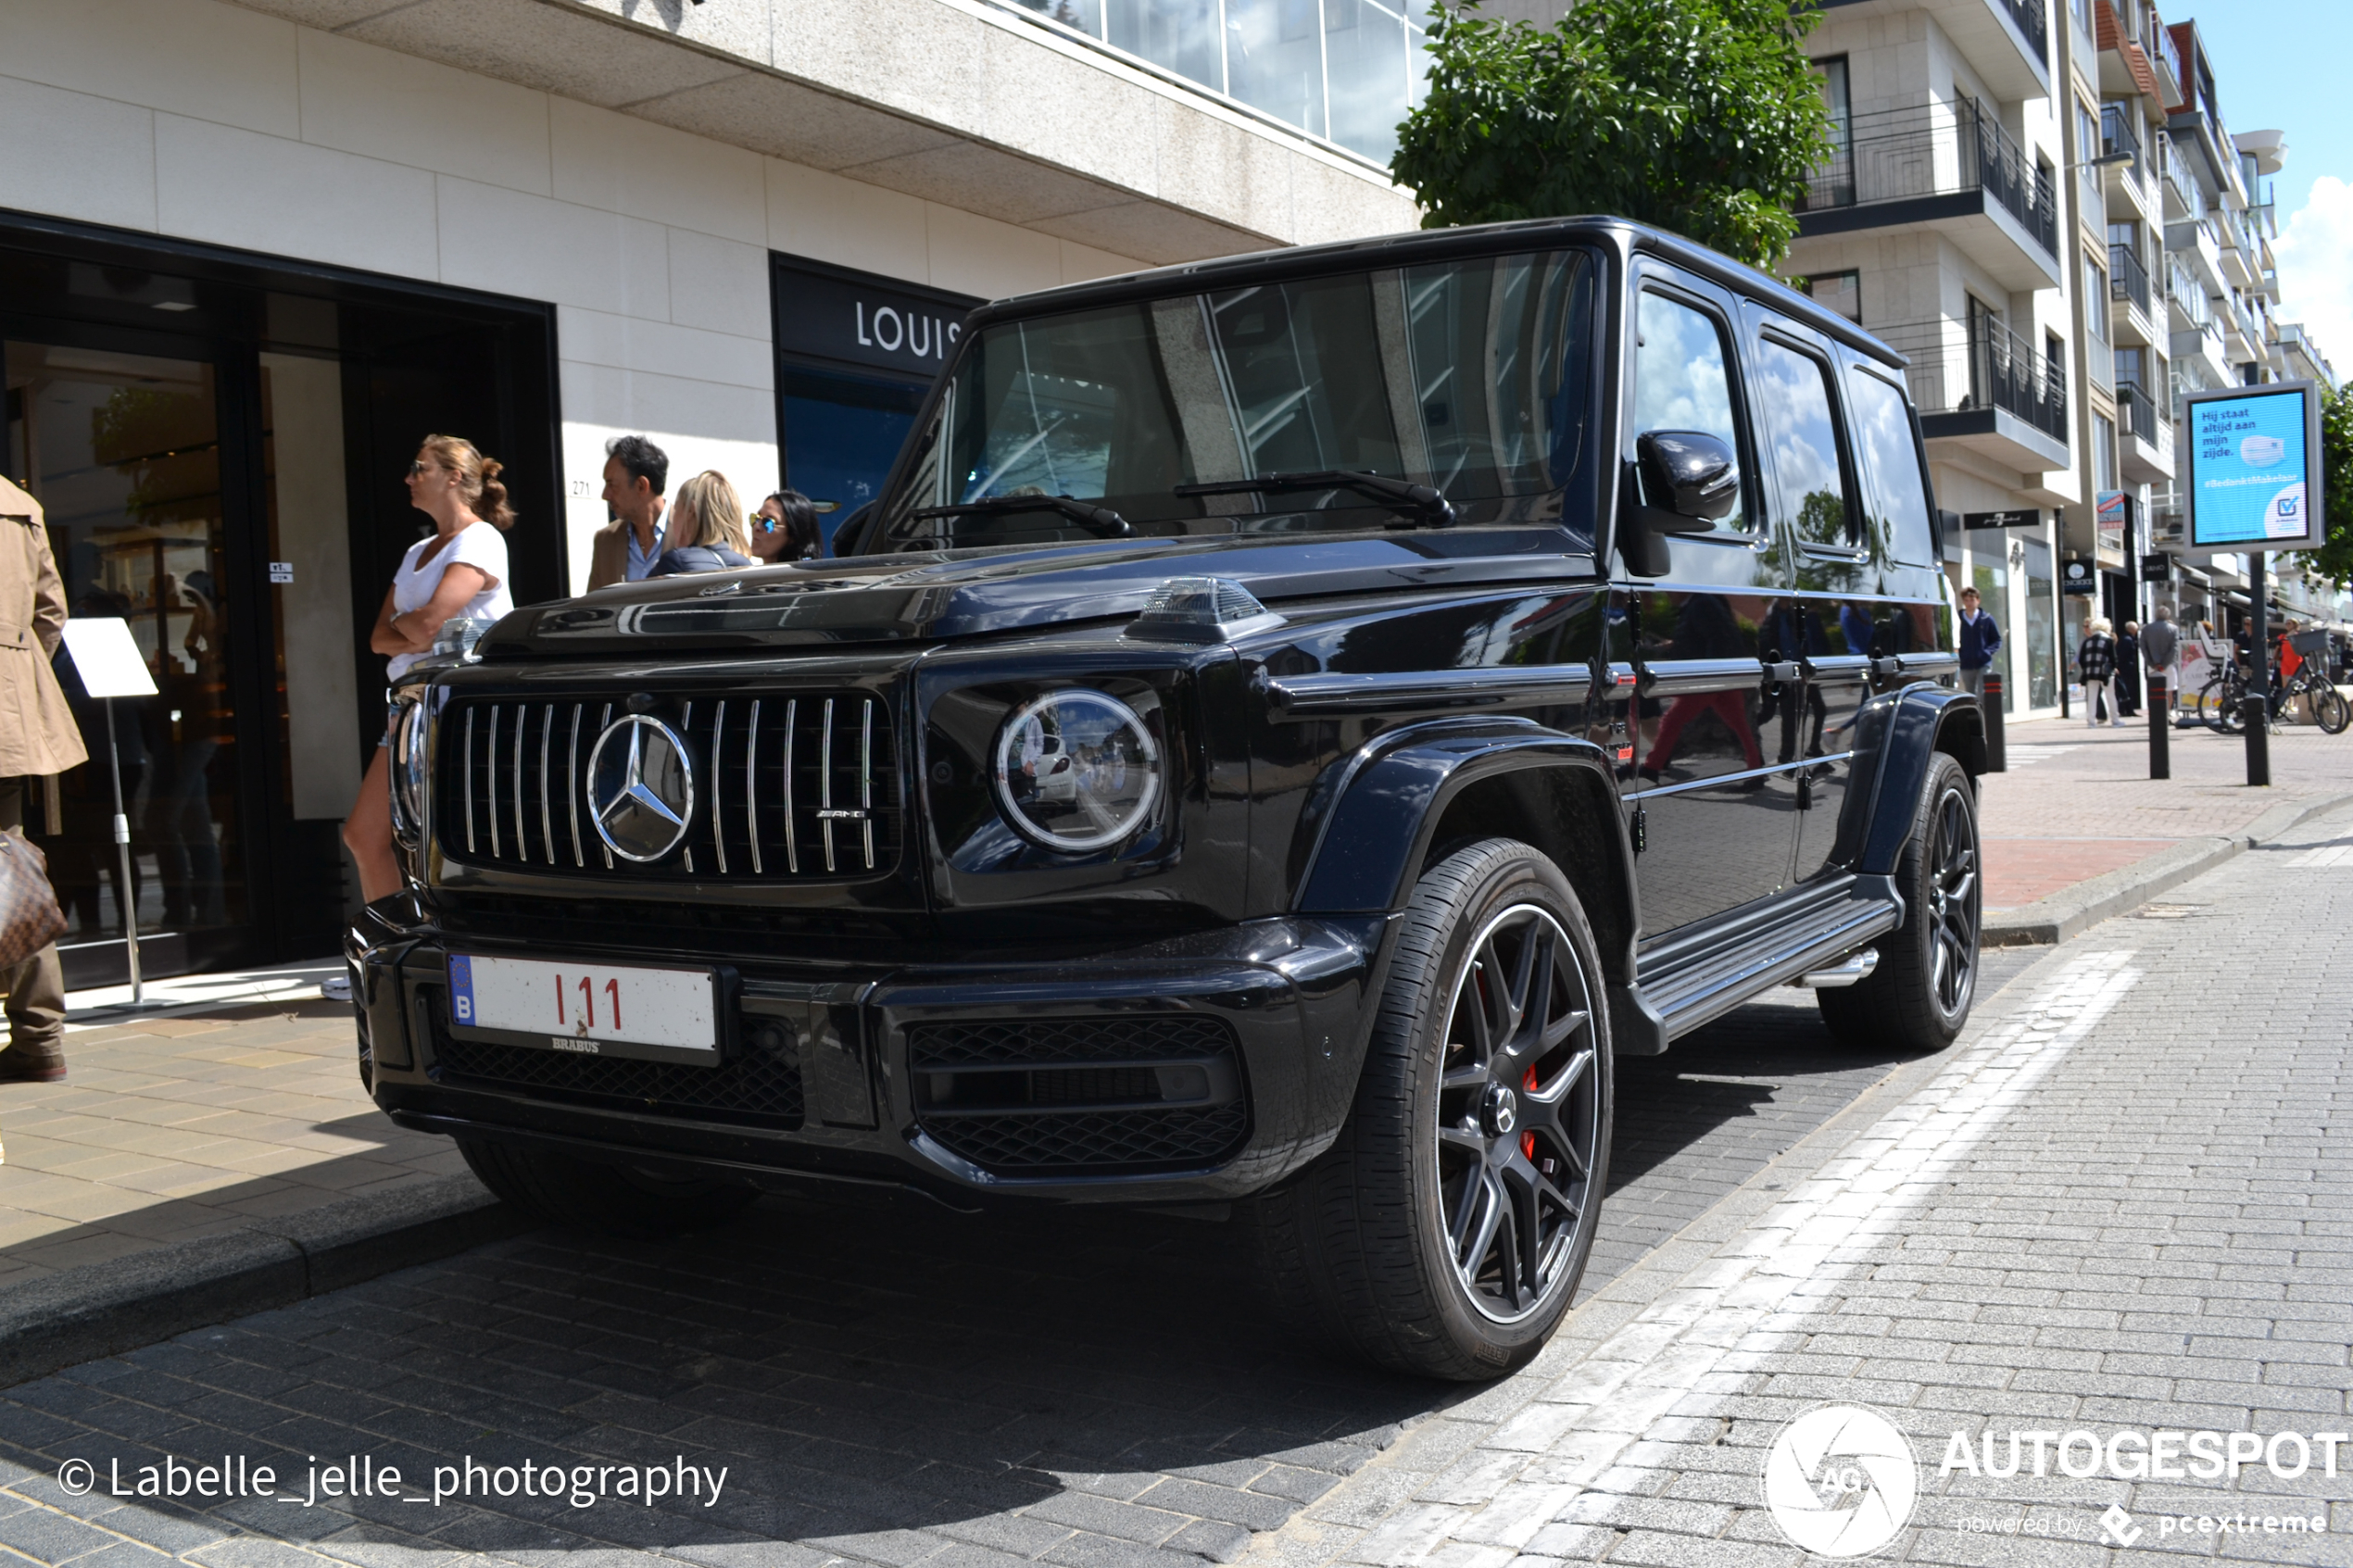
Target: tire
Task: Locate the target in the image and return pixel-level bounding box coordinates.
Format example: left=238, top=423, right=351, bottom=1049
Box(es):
left=2199, top=676, right=2246, bottom=734
left=1249, top=839, right=1612, bottom=1381
left=1818, top=752, right=1981, bottom=1054
left=458, top=1137, right=760, bottom=1239
left=2311, top=684, right=2349, bottom=735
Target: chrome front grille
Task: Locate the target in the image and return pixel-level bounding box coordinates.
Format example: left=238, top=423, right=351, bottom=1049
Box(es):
left=437, top=692, right=900, bottom=880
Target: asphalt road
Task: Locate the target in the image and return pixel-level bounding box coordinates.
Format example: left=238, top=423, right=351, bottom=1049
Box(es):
left=0, top=949, right=2042, bottom=1568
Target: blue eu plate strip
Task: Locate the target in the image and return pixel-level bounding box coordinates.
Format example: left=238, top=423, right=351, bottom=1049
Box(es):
left=447, top=954, right=477, bottom=1026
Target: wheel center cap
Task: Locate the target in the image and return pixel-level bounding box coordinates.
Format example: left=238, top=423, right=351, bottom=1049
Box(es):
left=1482, top=1082, right=1518, bottom=1137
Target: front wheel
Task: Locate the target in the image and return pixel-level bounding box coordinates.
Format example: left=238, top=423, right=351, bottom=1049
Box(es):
left=2310, top=684, right=2349, bottom=735
left=1818, top=752, right=1982, bottom=1054
left=1252, top=839, right=1611, bottom=1381
left=459, top=1138, right=760, bottom=1239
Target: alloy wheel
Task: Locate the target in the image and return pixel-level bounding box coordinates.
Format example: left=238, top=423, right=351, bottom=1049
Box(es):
left=1434, top=903, right=1604, bottom=1323
left=1927, top=786, right=1980, bottom=1017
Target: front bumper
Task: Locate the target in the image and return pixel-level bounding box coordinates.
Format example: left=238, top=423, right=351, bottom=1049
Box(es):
left=349, top=901, right=1390, bottom=1206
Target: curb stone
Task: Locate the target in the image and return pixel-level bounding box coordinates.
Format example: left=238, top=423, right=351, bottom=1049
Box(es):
left=0, top=1172, right=526, bottom=1389
left=1981, top=786, right=2353, bottom=946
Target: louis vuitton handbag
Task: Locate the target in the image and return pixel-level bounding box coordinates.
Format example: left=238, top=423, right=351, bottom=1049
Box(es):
left=0, top=828, right=67, bottom=970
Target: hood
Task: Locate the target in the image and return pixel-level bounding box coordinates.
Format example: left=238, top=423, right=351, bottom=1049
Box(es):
left=481, top=527, right=1597, bottom=658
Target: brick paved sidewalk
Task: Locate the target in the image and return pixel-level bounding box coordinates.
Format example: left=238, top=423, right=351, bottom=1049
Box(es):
left=0, top=990, right=464, bottom=1290
left=1977, top=714, right=2352, bottom=910
left=1248, top=806, right=2353, bottom=1568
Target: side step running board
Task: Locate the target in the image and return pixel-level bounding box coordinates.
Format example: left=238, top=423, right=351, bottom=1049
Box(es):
left=1794, top=948, right=1879, bottom=988
left=1632, top=876, right=1906, bottom=1043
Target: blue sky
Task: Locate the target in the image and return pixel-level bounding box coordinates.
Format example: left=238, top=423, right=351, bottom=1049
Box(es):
left=2173, top=3, right=2352, bottom=374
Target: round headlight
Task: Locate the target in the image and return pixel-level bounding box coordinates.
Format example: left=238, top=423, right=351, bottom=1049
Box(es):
left=992, top=688, right=1162, bottom=853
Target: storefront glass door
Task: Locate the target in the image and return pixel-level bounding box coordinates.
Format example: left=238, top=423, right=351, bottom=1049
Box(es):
left=5, top=342, right=245, bottom=953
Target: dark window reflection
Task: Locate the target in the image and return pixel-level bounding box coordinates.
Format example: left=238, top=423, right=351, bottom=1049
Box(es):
left=6, top=343, right=241, bottom=942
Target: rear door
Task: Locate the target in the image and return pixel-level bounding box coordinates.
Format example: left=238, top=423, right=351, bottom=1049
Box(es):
left=1743, top=312, right=1874, bottom=887
left=1610, top=265, right=1800, bottom=935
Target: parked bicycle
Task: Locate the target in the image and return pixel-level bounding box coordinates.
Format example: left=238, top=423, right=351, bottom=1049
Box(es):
left=2196, top=631, right=2349, bottom=734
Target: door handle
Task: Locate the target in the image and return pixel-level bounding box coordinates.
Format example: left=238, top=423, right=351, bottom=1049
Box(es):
left=1761, top=660, right=1802, bottom=684
left=1871, top=656, right=1905, bottom=679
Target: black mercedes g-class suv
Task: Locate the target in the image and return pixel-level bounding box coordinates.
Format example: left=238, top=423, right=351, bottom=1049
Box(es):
left=353, top=217, right=1984, bottom=1380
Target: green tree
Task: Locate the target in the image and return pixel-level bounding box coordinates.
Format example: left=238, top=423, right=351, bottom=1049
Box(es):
left=2307, top=380, right=2353, bottom=590
left=1391, top=0, right=1834, bottom=270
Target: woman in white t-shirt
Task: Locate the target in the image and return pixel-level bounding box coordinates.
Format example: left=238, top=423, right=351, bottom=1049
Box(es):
left=341, top=434, right=517, bottom=902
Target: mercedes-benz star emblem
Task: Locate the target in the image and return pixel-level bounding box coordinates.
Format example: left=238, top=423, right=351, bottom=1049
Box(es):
left=585, top=715, right=694, bottom=862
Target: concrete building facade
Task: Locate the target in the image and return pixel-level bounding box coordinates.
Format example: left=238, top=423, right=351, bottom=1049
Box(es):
left=0, top=0, right=1422, bottom=980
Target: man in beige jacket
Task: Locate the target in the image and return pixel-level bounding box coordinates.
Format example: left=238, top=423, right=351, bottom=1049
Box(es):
left=0, top=476, right=88, bottom=1080
left=584, top=434, right=670, bottom=592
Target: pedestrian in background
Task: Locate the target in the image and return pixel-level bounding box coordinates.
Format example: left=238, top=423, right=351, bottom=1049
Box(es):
left=2141, top=603, right=2181, bottom=717
left=586, top=434, right=669, bottom=590
left=1957, top=585, right=2000, bottom=699
left=751, top=489, right=822, bottom=564
left=0, top=475, right=90, bottom=1083
left=2077, top=617, right=2120, bottom=727
left=343, top=436, right=515, bottom=905
left=649, top=471, right=754, bottom=576
left=2115, top=620, right=2142, bottom=718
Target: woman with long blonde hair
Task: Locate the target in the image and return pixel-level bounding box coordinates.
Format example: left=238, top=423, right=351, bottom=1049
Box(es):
left=343, top=434, right=516, bottom=902
left=648, top=470, right=752, bottom=575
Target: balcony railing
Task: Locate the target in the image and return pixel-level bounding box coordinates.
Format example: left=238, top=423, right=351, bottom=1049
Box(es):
left=2117, top=381, right=2165, bottom=445
left=1872, top=317, right=2070, bottom=446
left=2163, top=136, right=2203, bottom=220
left=2168, top=256, right=2209, bottom=326
left=2109, top=243, right=2151, bottom=313
left=1801, top=100, right=2059, bottom=257
left=2101, top=104, right=2141, bottom=171
left=2003, top=0, right=2051, bottom=66
left=2156, top=27, right=2187, bottom=97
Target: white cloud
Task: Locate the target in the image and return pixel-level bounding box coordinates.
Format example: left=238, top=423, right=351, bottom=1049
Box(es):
left=2273, top=176, right=2353, bottom=377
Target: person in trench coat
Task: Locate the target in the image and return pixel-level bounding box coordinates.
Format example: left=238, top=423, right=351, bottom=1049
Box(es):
left=0, top=476, right=89, bottom=1080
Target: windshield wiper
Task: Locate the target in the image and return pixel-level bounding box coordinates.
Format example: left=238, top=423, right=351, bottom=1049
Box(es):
left=909, top=493, right=1131, bottom=537
left=1173, top=470, right=1456, bottom=528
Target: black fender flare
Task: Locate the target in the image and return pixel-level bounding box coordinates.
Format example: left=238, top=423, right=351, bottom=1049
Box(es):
left=1288, top=719, right=1661, bottom=1053
left=1852, top=683, right=1987, bottom=876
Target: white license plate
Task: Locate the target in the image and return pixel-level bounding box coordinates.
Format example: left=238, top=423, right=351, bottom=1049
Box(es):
left=447, top=954, right=718, bottom=1061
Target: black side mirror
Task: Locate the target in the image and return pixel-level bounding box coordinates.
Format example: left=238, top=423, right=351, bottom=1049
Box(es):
left=1636, top=431, right=1740, bottom=524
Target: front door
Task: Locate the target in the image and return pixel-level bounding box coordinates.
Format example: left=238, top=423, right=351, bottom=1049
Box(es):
left=1610, top=271, right=1800, bottom=936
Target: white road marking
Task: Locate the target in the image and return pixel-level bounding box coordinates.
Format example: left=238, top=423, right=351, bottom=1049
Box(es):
left=2288, top=842, right=2353, bottom=868
left=1357, top=951, right=2144, bottom=1562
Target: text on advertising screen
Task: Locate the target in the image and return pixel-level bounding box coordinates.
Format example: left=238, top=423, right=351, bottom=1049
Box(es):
left=2189, top=387, right=2309, bottom=547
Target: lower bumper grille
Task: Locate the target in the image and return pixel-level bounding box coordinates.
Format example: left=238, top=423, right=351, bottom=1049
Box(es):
left=431, top=1008, right=805, bottom=1128
left=910, top=1015, right=1248, bottom=1176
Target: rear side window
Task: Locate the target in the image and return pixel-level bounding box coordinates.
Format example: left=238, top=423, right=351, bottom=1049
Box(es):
left=1632, top=290, right=1746, bottom=528
left=1752, top=336, right=1854, bottom=547
left=1846, top=367, right=1934, bottom=564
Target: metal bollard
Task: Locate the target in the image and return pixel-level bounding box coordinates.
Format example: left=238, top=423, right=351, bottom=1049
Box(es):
left=1980, top=671, right=2007, bottom=772
left=2147, top=672, right=2169, bottom=780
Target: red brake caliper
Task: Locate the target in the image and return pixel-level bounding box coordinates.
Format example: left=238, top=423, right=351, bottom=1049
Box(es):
left=1521, top=1065, right=1539, bottom=1160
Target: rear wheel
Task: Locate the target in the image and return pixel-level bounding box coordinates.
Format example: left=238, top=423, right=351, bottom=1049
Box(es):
left=1252, top=839, right=1611, bottom=1381
left=1818, top=753, right=1981, bottom=1054
left=459, top=1138, right=759, bottom=1239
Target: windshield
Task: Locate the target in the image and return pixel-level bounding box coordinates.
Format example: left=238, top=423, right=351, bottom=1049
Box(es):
left=875, top=249, right=1598, bottom=550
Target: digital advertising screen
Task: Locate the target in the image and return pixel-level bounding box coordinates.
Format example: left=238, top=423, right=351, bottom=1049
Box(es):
left=2183, top=383, right=2322, bottom=551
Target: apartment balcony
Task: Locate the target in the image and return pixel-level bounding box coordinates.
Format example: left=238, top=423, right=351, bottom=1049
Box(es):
left=2159, top=135, right=2199, bottom=224
left=1875, top=317, right=2070, bottom=476
left=2221, top=299, right=2259, bottom=367
left=2109, top=245, right=2158, bottom=348
left=1816, top=0, right=2049, bottom=100
left=2219, top=223, right=2260, bottom=289
left=2167, top=215, right=2226, bottom=301
left=2166, top=255, right=2207, bottom=335
left=2173, top=319, right=2230, bottom=386
left=2116, top=381, right=2176, bottom=483
left=1797, top=102, right=2061, bottom=290
left=2100, top=107, right=2157, bottom=225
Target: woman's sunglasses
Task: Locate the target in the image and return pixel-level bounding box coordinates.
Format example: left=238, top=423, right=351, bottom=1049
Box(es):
left=408, top=460, right=454, bottom=478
